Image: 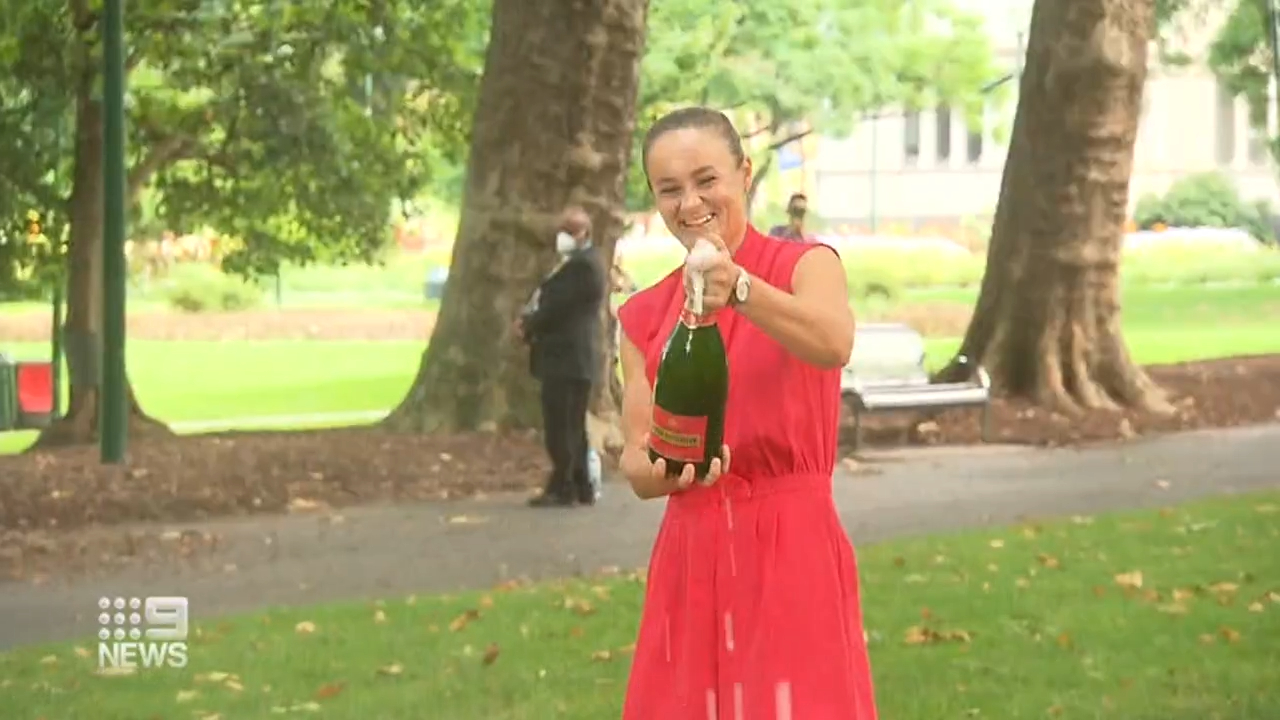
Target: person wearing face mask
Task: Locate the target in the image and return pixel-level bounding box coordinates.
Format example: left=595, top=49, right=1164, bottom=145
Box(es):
left=768, top=192, right=812, bottom=241
left=616, top=108, right=876, bottom=719
left=516, top=206, right=607, bottom=508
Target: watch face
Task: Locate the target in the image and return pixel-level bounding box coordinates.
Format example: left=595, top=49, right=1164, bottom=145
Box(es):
left=735, top=275, right=749, bottom=302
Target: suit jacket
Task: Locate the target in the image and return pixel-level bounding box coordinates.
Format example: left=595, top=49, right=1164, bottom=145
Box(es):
left=524, top=245, right=606, bottom=382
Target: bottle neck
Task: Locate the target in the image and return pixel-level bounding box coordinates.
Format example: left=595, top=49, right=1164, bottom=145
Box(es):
left=680, top=304, right=719, bottom=328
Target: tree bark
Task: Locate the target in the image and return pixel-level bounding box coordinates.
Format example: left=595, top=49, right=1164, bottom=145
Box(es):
left=939, top=0, right=1171, bottom=414
left=383, top=0, right=650, bottom=433
left=32, top=69, right=170, bottom=449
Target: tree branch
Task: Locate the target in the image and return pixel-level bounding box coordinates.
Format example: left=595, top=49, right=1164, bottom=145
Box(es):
left=127, top=135, right=194, bottom=202
left=767, top=128, right=812, bottom=151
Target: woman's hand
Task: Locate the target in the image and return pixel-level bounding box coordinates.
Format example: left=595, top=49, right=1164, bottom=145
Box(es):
left=683, top=233, right=741, bottom=313
left=621, top=437, right=733, bottom=499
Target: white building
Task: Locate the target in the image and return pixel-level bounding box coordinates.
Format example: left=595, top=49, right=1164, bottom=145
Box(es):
left=779, top=0, right=1278, bottom=240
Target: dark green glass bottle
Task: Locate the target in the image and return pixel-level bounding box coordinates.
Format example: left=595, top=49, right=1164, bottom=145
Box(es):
left=648, top=277, right=729, bottom=479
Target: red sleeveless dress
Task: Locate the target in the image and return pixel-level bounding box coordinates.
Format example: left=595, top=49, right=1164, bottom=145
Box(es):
left=617, top=227, right=879, bottom=719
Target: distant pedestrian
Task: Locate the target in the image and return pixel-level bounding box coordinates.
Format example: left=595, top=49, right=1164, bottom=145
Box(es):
left=515, top=206, right=607, bottom=508
left=768, top=192, right=813, bottom=241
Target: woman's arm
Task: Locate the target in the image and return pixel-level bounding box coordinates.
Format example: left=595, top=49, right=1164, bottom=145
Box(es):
left=736, top=248, right=855, bottom=368
left=618, top=335, right=683, bottom=499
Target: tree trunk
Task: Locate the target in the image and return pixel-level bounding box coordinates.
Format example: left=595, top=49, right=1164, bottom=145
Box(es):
left=33, top=72, right=170, bottom=449
left=745, top=154, right=773, bottom=216
left=939, top=0, right=1171, bottom=414
left=383, top=0, right=650, bottom=433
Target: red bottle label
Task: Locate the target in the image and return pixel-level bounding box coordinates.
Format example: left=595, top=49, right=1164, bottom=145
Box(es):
left=679, top=308, right=718, bottom=328
left=649, top=405, right=708, bottom=462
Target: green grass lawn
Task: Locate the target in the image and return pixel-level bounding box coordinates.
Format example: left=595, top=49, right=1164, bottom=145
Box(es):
left=2, top=284, right=1277, bottom=455
left=1, top=492, right=1276, bottom=719
left=0, top=341, right=423, bottom=454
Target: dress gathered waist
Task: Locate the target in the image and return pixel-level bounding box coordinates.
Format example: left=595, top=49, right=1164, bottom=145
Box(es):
left=665, top=471, right=832, bottom=514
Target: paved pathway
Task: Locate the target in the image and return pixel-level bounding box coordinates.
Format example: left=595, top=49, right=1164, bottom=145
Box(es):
left=1, top=424, right=1277, bottom=650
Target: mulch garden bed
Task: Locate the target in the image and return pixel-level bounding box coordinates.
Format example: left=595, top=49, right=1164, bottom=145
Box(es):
left=0, top=355, right=1277, bottom=583
left=857, top=354, right=1280, bottom=448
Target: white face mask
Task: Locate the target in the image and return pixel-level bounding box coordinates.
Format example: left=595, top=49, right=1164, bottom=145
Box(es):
left=555, top=231, right=577, bottom=255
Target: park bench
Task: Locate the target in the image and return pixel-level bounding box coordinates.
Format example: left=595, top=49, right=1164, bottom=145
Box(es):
left=840, top=323, right=992, bottom=450
left=0, top=355, right=56, bottom=432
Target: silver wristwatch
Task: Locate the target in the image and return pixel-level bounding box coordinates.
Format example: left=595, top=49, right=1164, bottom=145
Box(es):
left=731, top=270, right=751, bottom=307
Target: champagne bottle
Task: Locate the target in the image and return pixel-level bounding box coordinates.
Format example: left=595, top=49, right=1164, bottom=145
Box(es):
left=648, top=243, right=729, bottom=478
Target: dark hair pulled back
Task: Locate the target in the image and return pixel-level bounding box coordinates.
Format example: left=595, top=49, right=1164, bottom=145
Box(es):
left=640, top=106, right=746, bottom=184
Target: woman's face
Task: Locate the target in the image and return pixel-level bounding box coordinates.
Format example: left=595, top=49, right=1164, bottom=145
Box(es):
left=645, top=127, right=752, bottom=252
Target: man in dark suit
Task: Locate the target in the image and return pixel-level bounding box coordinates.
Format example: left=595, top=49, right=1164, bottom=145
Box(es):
left=516, top=206, right=606, bottom=507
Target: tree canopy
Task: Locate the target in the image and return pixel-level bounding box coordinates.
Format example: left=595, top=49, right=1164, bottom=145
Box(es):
left=0, top=0, right=487, bottom=288
left=1209, top=0, right=1277, bottom=149
left=628, top=0, right=1005, bottom=208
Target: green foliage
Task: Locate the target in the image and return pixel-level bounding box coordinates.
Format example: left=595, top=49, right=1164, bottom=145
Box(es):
left=1133, top=172, right=1276, bottom=243
left=0, top=0, right=488, bottom=279
left=0, top=210, right=65, bottom=300
left=627, top=0, right=1005, bottom=208
left=161, top=263, right=263, bottom=313
left=1208, top=0, right=1277, bottom=165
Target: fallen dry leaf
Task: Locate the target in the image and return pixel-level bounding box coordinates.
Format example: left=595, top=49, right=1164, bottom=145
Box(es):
left=295, top=621, right=317, bottom=635
left=1218, top=626, right=1242, bottom=643
left=72, top=647, right=91, bottom=659
left=1114, top=571, right=1144, bottom=590
left=373, top=609, right=388, bottom=624
left=287, top=498, right=324, bottom=512
left=482, top=643, right=501, bottom=666
left=591, top=650, right=614, bottom=662
left=988, top=539, right=1005, bottom=549
left=446, top=514, right=489, bottom=525
left=38, top=655, right=57, bottom=665
left=377, top=663, right=404, bottom=676
left=315, top=682, right=346, bottom=700
left=1036, top=553, right=1061, bottom=570
left=93, top=666, right=137, bottom=677
left=176, top=689, right=199, bottom=702
left=903, top=626, right=972, bottom=645
left=1248, top=602, right=1265, bottom=613
left=563, top=597, right=596, bottom=616
left=449, top=609, right=481, bottom=632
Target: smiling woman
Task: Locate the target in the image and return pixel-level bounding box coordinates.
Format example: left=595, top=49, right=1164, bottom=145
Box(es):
left=616, top=107, right=876, bottom=720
